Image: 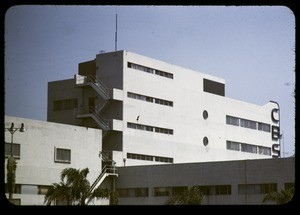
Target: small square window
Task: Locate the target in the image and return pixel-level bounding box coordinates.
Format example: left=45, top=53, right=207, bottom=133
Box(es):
left=55, top=148, right=71, bottom=163
left=5, top=143, right=20, bottom=158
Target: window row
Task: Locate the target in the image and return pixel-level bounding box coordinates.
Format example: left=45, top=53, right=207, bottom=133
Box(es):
left=127, top=62, right=173, bottom=79
left=238, top=183, right=277, bottom=195
left=226, top=115, right=270, bottom=132
left=127, top=92, right=173, bottom=107
left=226, top=140, right=271, bottom=155
left=116, top=183, right=294, bottom=198
left=53, top=98, right=78, bottom=111
left=127, top=122, right=174, bottom=135
left=5, top=144, right=71, bottom=164
left=6, top=182, right=294, bottom=197
left=127, top=153, right=173, bottom=163
left=4, top=184, right=52, bottom=195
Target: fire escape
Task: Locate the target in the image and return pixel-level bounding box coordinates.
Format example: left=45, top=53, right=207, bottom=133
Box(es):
left=75, top=74, right=121, bottom=204
left=75, top=74, right=112, bottom=132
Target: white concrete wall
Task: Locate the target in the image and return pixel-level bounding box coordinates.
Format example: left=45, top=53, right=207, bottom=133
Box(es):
left=119, top=51, right=279, bottom=166
left=4, top=116, right=103, bottom=205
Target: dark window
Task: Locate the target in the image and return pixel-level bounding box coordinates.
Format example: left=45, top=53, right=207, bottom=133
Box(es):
left=261, top=183, right=277, bottom=194
left=203, top=110, right=208, bottom=119
left=203, top=78, right=225, bottom=96
left=5, top=184, right=21, bottom=194
left=241, top=143, right=257, bottom=154
left=53, top=98, right=78, bottom=111
left=215, top=185, right=231, bottom=195
left=194, top=186, right=211, bottom=195
left=5, top=143, right=20, bottom=158
left=135, top=188, right=149, bottom=197
left=258, top=146, right=271, bottom=156
left=203, top=137, right=209, bottom=146
left=172, top=187, right=188, bottom=196
left=38, top=185, right=52, bottom=195
left=226, top=115, right=239, bottom=126
left=240, top=118, right=257, bottom=129
left=226, top=141, right=240, bottom=151
left=258, top=122, right=271, bottom=132
left=154, top=187, right=170, bottom=197
left=238, top=184, right=261, bottom=195
left=55, top=148, right=71, bottom=163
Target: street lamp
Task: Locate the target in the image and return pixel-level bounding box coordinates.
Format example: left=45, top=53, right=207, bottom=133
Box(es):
left=5, top=122, right=26, bottom=203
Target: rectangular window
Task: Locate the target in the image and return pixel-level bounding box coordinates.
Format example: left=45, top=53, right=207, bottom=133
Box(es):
left=226, top=141, right=240, bottom=151
left=128, top=62, right=173, bottom=79
left=194, top=186, right=211, bottom=195
left=226, top=115, right=239, bottom=126
left=240, top=118, right=257, bottom=129
left=261, top=183, right=277, bottom=194
left=127, top=153, right=172, bottom=163
left=238, top=184, right=261, bottom=195
left=241, top=143, right=257, bottom=154
left=258, top=146, right=271, bottom=156
left=53, top=98, right=78, bottom=111
left=215, top=185, right=231, bottom=195
left=21, top=185, right=38, bottom=195
left=5, top=184, right=21, bottom=194
left=172, top=186, right=188, bottom=196
left=55, top=148, right=71, bottom=163
left=38, top=185, right=52, bottom=195
left=5, top=142, right=21, bottom=158
left=258, top=122, right=271, bottom=132
left=203, top=78, right=225, bottom=96
left=116, top=188, right=136, bottom=197
left=154, top=187, right=171, bottom=197
left=135, top=188, right=149, bottom=197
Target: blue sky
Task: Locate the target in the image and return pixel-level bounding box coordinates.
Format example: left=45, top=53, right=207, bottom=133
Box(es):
left=4, top=5, right=295, bottom=157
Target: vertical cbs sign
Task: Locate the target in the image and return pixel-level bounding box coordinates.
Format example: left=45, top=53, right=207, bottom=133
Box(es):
left=271, top=108, right=280, bottom=158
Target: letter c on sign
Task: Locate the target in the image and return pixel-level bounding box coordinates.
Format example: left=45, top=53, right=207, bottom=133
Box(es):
left=271, top=108, right=279, bottom=123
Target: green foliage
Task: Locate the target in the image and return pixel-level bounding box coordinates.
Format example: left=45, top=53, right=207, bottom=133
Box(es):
left=44, top=167, right=115, bottom=205
left=262, top=186, right=294, bottom=205
left=166, top=187, right=204, bottom=205
left=6, top=157, right=17, bottom=200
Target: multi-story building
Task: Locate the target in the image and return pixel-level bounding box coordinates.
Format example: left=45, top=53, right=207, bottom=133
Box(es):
left=47, top=50, right=281, bottom=167
left=3, top=115, right=294, bottom=205
left=3, top=116, right=295, bottom=205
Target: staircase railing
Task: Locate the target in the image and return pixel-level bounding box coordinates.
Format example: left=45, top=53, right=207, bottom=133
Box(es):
left=86, top=75, right=110, bottom=100
left=89, top=163, right=117, bottom=193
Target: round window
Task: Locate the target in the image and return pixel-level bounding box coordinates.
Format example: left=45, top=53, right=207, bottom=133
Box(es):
left=203, top=110, right=208, bottom=119
left=203, top=137, right=209, bottom=146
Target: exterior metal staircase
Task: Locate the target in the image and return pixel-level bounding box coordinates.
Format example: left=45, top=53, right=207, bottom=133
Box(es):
left=89, top=163, right=118, bottom=194
left=77, top=106, right=110, bottom=131
left=85, top=75, right=111, bottom=100
left=75, top=75, right=112, bottom=131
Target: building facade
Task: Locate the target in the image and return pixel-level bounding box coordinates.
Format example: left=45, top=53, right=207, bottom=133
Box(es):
left=113, top=157, right=295, bottom=205
left=4, top=115, right=107, bottom=205
left=3, top=116, right=294, bottom=205
left=48, top=50, right=281, bottom=167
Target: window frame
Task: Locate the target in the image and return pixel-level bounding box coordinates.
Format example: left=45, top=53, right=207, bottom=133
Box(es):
left=54, top=147, right=71, bottom=164
left=5, top=142, right=21, bottom=159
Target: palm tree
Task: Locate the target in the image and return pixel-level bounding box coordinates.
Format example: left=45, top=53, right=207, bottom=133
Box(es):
left=262, top=186, right=294, bottom=205
left=44, top=167, right=114, bottom=205
left=166, top=186, right=204, bottom=205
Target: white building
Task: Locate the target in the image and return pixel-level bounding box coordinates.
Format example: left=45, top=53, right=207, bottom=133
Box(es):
left=48, top=50, right=281, bottom=167
left=4, top=115, right=109, bottom=205
left=3, top=115, right=294, bottom=205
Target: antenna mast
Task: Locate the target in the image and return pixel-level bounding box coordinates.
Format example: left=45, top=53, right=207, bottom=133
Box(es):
left=115, top=7, right=118, bottom=51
